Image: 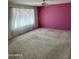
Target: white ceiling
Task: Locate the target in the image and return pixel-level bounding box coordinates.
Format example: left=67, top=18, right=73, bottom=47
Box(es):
left=9, top=0, right=71, bottom=6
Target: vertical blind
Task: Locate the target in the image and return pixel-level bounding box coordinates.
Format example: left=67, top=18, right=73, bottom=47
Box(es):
left=11, top=8, right=35, bottom=30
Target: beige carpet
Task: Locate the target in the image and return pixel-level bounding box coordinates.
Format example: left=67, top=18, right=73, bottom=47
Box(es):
left=9, top=28, right=71, bottom=59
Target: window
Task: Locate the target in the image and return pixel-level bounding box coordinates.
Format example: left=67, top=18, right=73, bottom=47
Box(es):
left=10, top=7, right=36, bottom=30
left=8, top=7, right=37, bottom=38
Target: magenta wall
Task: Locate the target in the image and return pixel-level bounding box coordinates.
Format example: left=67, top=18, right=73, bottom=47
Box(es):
left=37, top=3, right=71, bottom=30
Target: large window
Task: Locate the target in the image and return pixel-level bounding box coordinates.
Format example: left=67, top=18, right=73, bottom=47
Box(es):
left=9, top=7, right=37, bottom=38
left=10, top=7, right=35, bottom=30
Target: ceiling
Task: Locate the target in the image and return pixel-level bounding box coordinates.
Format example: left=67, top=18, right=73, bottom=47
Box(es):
left=9, top=0, right=71, bottom=6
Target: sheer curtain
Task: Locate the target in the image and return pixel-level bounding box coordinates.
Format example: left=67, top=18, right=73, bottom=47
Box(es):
left=9, top=7, right=37, bottom=37
left=11, top=8, right=35, bottom=30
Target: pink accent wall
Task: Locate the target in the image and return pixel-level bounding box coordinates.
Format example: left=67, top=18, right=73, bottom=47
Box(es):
left=37, top=3, right=71, bottom=30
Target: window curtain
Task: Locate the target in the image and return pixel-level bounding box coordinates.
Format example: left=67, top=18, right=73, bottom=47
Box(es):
left=11, top=8, right=35, bottom=30
left=9, top=7, right=37, bottom=38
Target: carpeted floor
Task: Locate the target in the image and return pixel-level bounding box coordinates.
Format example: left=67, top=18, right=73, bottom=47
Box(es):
left=9, top=28, right=71, bottom=59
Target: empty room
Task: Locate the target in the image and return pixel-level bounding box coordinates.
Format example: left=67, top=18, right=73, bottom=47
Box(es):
left=8, top=0, right=71, bottom=59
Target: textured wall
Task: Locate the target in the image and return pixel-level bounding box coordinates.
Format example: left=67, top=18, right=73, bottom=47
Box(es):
left=38, top=3, right=71, bottom=30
